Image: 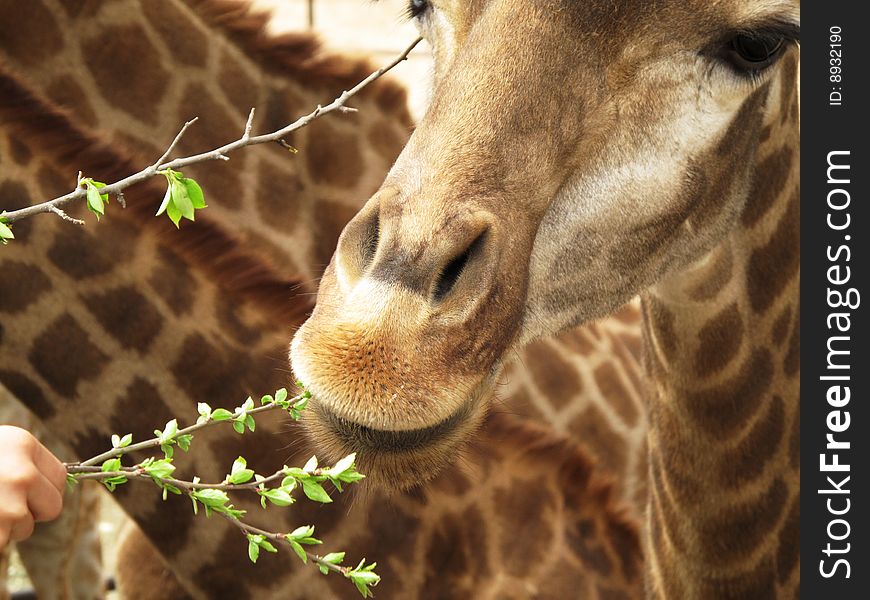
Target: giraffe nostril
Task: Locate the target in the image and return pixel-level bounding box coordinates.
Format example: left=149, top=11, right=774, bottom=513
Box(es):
left=360, top=209, right=380, bottom=273
left=432, top=229, right=488, bottom=303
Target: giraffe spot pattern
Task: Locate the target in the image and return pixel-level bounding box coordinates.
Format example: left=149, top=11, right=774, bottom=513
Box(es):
left=647, top=296, right=678, bottom=362
left=304, top=118, right=364, bottom=189
left=592, top=361, right=638, bottom=427
left=683, top=347, right=773, bottom=440
left=254, top=159, right=304, bottom=229
left=697, top=477, right=787, bottom=567
left=0, top=260, right=51, bottom=314
left=687, top=244, right=733, bottom=302
left=523, top=340, right=583, bottom=410
left=47, top=219, right=137, bottom=280
left=311, top=199, right=362, bottom=271
left=741, top=146, right=794, bottom=228
left=693, top=303, right=743, bottom=378
left=45, top=75, right=99, bottom=127
left=82, top=285, right=163, bottom=353
left=422, top=506, right=491, bottom=597
left=568, top=405, right=629, bottom=482
left=0, top=180, right=34, bottom=241
left=717, top=395, right=785, bottom=489
left=695, top=556, right=777, bottom=599
left=771, top=305, right=792, bottom=347
left=776, top=499, right=800, bottom=583
left=566, top=516, right=613, bottom=576
left=0, top=370, right=54, bottom=420
left=784, top=307, right=800, bottom=377
left=176, top=84, right=248, bottom=210
left=747, top=190, right=799, bottom=314
left=28, top=313, right=109, bottom=397
left=8, top=136, right=32, bottom=166
left=367, top=118, right=408, bottom=163
left=217, top=50, right=259, bottom=113
left=141, top=0, right=209, bottom=68
left=495, top=478, right=555, bottom=576
left=147, top=248, right=196, bottom=316
left=0, top=1, right=64, bottom=67
left=788, top=400, right=800, bottom=470
left=82, top=24, right=170, bottom=125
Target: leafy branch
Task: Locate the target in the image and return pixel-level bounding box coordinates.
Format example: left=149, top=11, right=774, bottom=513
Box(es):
left=64, top=385, right=380, bottom=597
left=0, top=36, right=423, bottom=240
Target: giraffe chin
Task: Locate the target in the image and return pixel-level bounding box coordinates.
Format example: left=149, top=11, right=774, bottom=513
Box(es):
left=300, top=380, right=493, bottom=491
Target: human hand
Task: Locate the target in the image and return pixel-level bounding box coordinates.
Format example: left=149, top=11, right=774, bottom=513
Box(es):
left=0, top=426, right=66, bottom=548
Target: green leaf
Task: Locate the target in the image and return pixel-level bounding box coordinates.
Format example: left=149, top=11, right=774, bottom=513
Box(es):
left=156, top=182, right=172, bottom=216
left=248, top=537, right=260, bottom=563
left=245, top=414, right=256, bottom=432
left=0, top=220, right=13, bottom=245
left=166, top=201, right=182, bottom=228
left=161, top=419, right=178, bottom=442
left=141, top=458, right=175, bottom=480
left=259, top=488, right=294, bottom=506
left=183, top=177, right=206, bottom=209
left=275, top=388, right=288, bottom=403
left=211, top=408, right=233, bottom=421
left=323, top=552, right=345, bottom=565
left=288, top=526, right=315, bottom=541
left=176, top=434, right=193, bottom=452
left=232, top=420, right=245, bottom=434
left=192, top=488, right=230, bottom=508
left=170, top=178, right=194, bottom=220
left=301, top=479, right=332, bottom=504
left=118, top=433, right=132, bottom=448
left=288, top=539, right=307, bottom=564
left=86, top=184, right=105, bottom=218
left=329, top=453, right=356, bottom=478
left=303, top=456, right=318, bottom=473
left=229, top=457, right=254, bottom=484
left=101, top=457, right=121, bottom=473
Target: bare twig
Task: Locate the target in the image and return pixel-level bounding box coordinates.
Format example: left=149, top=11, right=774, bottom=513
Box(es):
left=2, top=37, right=423, bottom=225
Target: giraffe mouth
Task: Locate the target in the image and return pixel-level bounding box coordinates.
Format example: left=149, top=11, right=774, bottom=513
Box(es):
left=312, top=396, right=475, bottom=454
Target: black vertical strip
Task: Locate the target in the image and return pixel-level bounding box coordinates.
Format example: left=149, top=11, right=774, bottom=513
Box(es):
left=802, top=3, right=869, bottom=597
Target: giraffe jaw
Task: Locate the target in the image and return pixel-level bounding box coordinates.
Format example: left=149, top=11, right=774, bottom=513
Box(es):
left=298, top=377, right=494, bottom=490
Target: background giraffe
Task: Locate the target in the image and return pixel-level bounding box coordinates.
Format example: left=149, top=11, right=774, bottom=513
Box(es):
left=0, top=0, right=647, bottom=595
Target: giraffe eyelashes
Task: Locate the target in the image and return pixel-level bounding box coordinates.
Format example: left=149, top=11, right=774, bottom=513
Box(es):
left=405, top=0, right=430, bottom=20
left=712, top=22, right=799, bottom=80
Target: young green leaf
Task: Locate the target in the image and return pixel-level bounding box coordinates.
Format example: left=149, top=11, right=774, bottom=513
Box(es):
left=183, top=177, right=206, bottom=209
left=86, top=184, right=105, bottom=218
left=232, top=420, right=245, bottom=434
left=0, top=220, right=13, bottom=245
left=301, top=479, right=332, bottom=504
left=211, top=408, right=233, bottom=421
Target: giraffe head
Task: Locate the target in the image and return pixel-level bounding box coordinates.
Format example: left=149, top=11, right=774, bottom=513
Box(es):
left=291, top=0, right=800, bottom=486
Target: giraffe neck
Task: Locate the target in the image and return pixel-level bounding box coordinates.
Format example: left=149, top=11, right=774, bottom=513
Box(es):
left=641, top=51, right=800, bottom=599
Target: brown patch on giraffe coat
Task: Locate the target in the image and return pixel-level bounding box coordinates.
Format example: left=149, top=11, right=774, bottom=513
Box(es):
left=97, top=378, right=177, bottom=465
left=742, top=147, right=794, bottom=228
left=304, top=119, right=364, bottom=188
left=36, top=163, right=70, bottom=201
left=215, top=296, right=263, bottom=346
left=523, top=340, right=583, bottom=410
left=177, top=84, right=248, bottom=210
left=82, top=24, right=170, bottom=125
left=367, top=118, right=408, bottom=163
left=693, top=303, right=743, bottom=378
left=254, top=159, right=304, bottom=227
left=776, top=499, right=800, bottom=583
left=747, top=190, right=799, bottom=314
left=28, top=313, right=109, bottom=397
left=59, top=0, right=100, bottom=19
left=8, top=136, right=32, bottom=165
left=771, top=305, right=792, bottom=347
left=683, top=348, right=773, bottom=441
left=568, top=405, right=628, bottom=480
left=141, top=0, right=209, bottom=68
left=784, top=308, right=800, bottom=377
left=566, top=517, right=613, bottom=576
left=110, top=131, right=164, bottom=164
left=47, top=219, right=137, bottom=280
left=148, top=248, right=197, bottom=316
left=422, top=506, right=491, bottom=597
left=598, top=586, right=632, bottom=600
left=0, top=370, right=54, bottom=420
left=779, top=54, right=799, bottom=125
left=82, top=285, right=164, bottom=353
left=217, top=50, right=260, bottom=113
left=0, top=1, right=63, bottom=67
left=558, top=327, right=597, bottom=356
left=45, top=75, right=99, bottom=127
left=0, top=180, right=34, bottom=241
left=647, top=296, right=677, bottom=362
left=593, top=361, right=639, bottom=427
left=698, top=477, right=788, bottom=567
left=536, top=559, right=595, bottom=600
left=0, top=260, right=51, bottom=314
left=717, top=396, right=784, bottom=489
left=687, top=245, right=733, bottom=302
left=495, top=478, right=555, bottom=576
left=696, top=556, right=777, bottom=599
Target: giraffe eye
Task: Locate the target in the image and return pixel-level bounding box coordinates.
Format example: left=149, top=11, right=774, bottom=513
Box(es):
left=726, top=33, right=785, bottom=71
left=407, top=0, right=429, bottom=19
